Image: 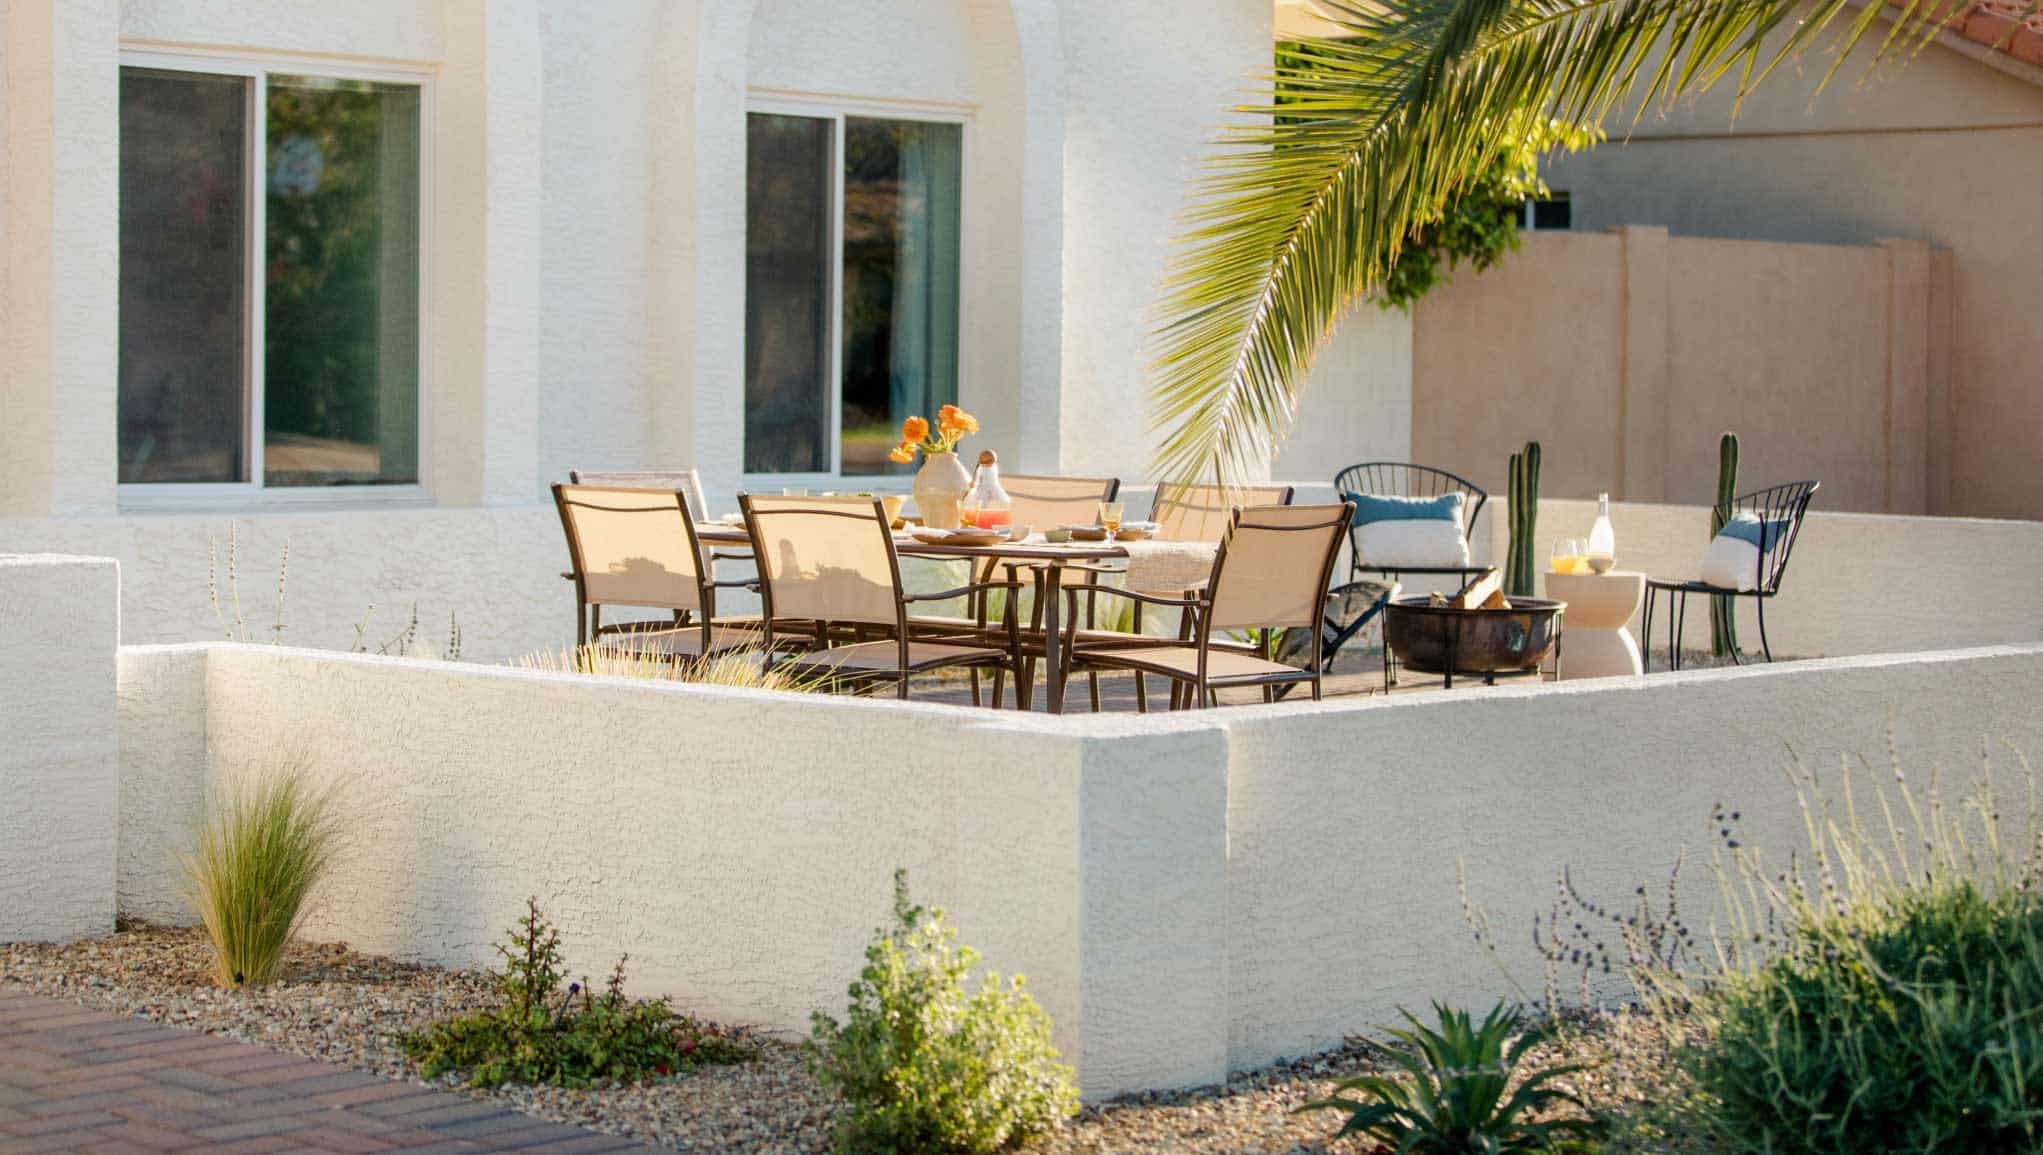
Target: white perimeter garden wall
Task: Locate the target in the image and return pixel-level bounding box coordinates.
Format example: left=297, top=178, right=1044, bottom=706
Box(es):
left=95, top=638, right=2043, bottom=1097
left=14, top=552, right=2043, bottom=1096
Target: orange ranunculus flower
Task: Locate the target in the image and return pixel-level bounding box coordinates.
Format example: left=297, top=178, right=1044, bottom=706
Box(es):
left=888, top=441, right=917, bottom=464
left=942, top=409, right=979, bottom=437
left=902, top=415, right=930, bottom=443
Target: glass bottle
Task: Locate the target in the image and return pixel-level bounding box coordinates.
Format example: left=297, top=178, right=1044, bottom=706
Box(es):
left=1587, top=492, right=1616, bottom=566
left=966, top=450, right=1012, bottom=528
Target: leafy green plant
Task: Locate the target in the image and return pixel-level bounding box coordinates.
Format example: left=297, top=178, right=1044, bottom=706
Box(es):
left=1488, top=747, right=2043, bottom=1152
left=1301, top=1001, right=1601, bottom=1153
left=809, top=869, right=1078, bottom=1154
left=185, top=763, right=342, bottom=987
left=403, top=898, right=748, bottom=1088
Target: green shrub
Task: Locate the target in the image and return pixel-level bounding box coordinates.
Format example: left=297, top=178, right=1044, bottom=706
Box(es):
left=1681, top=851, right=2043, bottom=1152
left=185, top=764, right=341, bottom=987
left=402, top=898, right=748, bottom=1088
left=1511, top=751, right=2043, bottom=1152
left=1300, top=1001, right=1601, bottom=1153
left=809, top=870, right=1078, bottom=1154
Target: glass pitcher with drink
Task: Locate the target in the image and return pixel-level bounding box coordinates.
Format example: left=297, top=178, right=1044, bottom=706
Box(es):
left=965, top=450, right=1012, bottom=529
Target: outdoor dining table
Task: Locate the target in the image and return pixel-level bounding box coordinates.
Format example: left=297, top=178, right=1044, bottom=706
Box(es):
left=696, top=524, right=1212, bottom=713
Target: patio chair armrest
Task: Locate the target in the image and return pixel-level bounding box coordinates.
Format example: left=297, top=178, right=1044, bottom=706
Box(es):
left=708, top=550, right=756, bottom=562
left=706, top=578, right=762, bottom=592
left=1063, top=584, right=1201, bottom=612
left=902, top=579, right=1024, bottom=604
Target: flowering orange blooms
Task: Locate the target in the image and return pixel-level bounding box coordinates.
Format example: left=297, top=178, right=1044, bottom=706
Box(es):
left=889, top=405, right=981, bottom=464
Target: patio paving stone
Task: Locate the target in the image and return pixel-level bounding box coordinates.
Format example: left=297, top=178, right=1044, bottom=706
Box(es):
left=0, top=992, right=651, bottom=1153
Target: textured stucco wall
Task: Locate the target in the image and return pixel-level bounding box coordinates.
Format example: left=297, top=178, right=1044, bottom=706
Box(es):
left=1219, top=644, right=2043, bottom=1071
left=0, top=505, right=564, bottom=662
left=1412, top=228, right=1927, bottom=514
left=113, top=644, right=210, bottom=926
left=101, top=636, right=2043, bottom=1092
left=1504, top=499, right=2043, bottom=659
left=136, top=644, right=1114, bottom=1086
left=0, top=555, right=119, bottom=940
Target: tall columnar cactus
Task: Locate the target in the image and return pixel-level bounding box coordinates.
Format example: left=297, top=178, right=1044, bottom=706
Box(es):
left=1710, top=432, right=1741, bottom=657
left=1504, top=440, right=1541, bottom=599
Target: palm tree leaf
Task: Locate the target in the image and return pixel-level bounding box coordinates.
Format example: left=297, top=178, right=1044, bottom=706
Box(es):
left=1149, top=0, right=1960, bottom=486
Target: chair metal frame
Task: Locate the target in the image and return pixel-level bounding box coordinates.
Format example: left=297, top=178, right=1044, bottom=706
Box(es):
left=1642, top=479, right=1820, bottom=671
left=551, top=483, right=762, bottom=654
left=1057, top=503, right=1355, bottom=709
left=741, top=494, right=1023, bottom=702
left=1331, top=461, right=1489, bottom=585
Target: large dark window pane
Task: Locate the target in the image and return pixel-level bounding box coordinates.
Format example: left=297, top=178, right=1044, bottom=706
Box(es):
left=263, top=76, right=421, bottom=486
left=745, top=113, right=834, bottom=474
left=119, top=68, right=249, bottom=483
left=840, top=118, right=960, bottom=476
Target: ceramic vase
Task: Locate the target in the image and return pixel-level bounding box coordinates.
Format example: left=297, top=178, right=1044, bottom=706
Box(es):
left=914, top=450, right=972, bottom=529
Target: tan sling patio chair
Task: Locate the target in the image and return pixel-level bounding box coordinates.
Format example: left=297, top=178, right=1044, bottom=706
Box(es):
left=552, top=483, right=766, bottom=657
left=1149, top=482, right=1297, bottom=545
left=568, top=469, right=710, bottom=520
left=741, top=494, right=1022, bottom=701
left=1058, top=503, right=1354, bottom=709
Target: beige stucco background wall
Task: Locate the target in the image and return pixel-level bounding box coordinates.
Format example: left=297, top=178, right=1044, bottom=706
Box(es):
left=1412, top=227, right=1945, bottom=515
left=1537, top=26, right=2043, bottom=519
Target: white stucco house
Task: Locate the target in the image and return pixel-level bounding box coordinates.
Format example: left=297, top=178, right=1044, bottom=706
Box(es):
left=2, top=0, right=1411, bottom=661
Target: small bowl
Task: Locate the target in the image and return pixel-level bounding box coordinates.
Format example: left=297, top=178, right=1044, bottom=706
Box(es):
left=1007, top=523, right=1032, bottom=542
left=1070, top=527, right=1109, bottom=542
left=1113, top=525, right=1153, bottom=542
left=1044, top=528, right=1073, bottom=544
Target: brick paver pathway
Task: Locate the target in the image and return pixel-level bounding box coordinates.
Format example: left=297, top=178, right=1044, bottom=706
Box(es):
left=0, top=989, right=646, bottom=1153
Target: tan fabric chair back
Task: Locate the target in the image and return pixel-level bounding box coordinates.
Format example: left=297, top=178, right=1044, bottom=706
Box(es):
left=554, top=484, right=705, bottom=613
left=1151, top=483, right=1294, bottom=544
left=569, top=469, right=709, bottom=521
left=1003, top=473, right=1119, bottom=532
left=742, top=494, right=901, bottom=626
left=1206, top=504, right=1352, bottom=631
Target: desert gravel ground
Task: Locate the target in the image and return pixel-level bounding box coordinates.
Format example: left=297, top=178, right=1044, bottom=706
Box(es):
left=2, top=924, right=1685, bottom=1153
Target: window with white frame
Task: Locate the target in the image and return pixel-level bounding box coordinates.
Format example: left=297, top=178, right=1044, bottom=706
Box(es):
left=118, top=57, right=425, bottom=492
left=744, top=106, right=963, bottom=477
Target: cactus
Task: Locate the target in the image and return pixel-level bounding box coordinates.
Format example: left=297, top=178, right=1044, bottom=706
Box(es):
left=1710, top=432, right=1741, bottom=657
left=1504, top=440, right=1541, bottom=599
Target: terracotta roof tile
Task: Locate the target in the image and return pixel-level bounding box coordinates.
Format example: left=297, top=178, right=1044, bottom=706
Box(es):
left=1892, top=0, right=2043, bottom=66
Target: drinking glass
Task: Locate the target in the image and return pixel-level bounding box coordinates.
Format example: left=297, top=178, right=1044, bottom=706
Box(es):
left=782, top=486, right=808, bottom=498
left=1099, top=501, right=1125, bottom=533
left=1551, top=538, right=1584, bottom=575
left=959, top=499, right=982, bottom=529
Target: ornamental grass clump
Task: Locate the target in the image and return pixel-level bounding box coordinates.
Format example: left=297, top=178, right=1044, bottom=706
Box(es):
left=809, top=869, right=1078, bottom=1154
left=185, top=763, right=342, bottom=988
left=402, top=898, right=749, bottom=1088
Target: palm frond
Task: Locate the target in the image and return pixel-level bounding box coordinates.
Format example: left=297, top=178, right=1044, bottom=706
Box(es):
left=1150, top=0, right=1962, bottom=486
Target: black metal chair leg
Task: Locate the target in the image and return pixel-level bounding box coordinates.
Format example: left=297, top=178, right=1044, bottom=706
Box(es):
left=1641, top=586, right=1653, bottom=674
left=1757, top=592, right=1774, bottom=661
left=1674, top=592, right=1688, bottom=671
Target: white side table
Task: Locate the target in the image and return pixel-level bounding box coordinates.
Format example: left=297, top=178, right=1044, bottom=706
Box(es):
left=1543, top=570, right=1645, bottom=680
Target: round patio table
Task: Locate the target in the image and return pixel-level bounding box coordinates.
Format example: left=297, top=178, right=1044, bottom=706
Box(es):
left=1543, top=569, right=1645, bottom=680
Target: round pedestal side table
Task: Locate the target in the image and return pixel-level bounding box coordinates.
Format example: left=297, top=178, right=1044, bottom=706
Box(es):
left=1543, top=570, right=1645, bottom=680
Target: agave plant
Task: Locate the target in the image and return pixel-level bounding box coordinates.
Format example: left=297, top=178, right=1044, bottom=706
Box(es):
left=1300, top=1001, right=1599, bottom=1153
left=1151, top=0, right=1982, bottom=486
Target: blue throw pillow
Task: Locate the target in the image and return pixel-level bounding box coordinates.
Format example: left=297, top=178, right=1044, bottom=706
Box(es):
left=1344, top=491, right=1464, bottom=526
left=1718, top=510, right=1793, bottom=548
